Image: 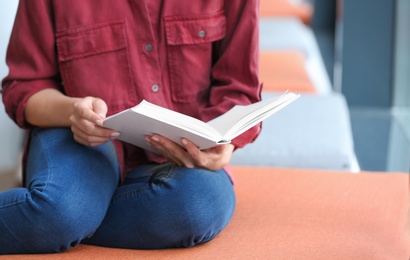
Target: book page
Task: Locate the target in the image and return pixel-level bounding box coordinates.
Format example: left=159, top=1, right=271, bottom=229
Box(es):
left=223, top=95, right=298, bottom=139
left=103, top=100, right=225, bottom=151
left=133, top=100, right=223, bottom=139
left=207, top=92, right=299, bottom=139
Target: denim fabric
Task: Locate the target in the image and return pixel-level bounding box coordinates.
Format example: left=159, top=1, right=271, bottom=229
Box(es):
left=0, top=128, right=235, bottom=254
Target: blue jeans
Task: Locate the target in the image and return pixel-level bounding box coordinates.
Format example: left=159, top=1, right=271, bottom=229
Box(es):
left=0, top=128, right=235, bottom=254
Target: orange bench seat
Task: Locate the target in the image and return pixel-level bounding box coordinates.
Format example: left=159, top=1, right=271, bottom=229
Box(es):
left=3, top=166, right=409, bottom=259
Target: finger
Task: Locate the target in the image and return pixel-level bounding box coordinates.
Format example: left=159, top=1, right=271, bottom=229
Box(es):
left=71, top=125, right=112, bottom=146
left=70, top=112, right=118, bottom=138
left=147, top=139, right=184, bottom=166
left=181, top=138, right=204, bottom=166
left=73, top=123, right=118, bottom=141
left=182, top=139, right=235, bottom=171
left=148, top=135, right=195, bottom=168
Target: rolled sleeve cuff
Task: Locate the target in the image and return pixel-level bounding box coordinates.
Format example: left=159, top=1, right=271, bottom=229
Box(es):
left=2, top=79, right=60, bottom=129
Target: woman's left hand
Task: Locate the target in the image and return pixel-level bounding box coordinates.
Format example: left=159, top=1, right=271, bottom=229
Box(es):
left=145, top=134, right=234, bottom=171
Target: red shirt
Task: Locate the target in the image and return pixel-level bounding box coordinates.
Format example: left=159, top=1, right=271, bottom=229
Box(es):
left=2, top=0, right=261, bottom=178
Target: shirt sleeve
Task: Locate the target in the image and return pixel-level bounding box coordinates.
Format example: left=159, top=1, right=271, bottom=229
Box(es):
left=1, top=0, right=61, bottom=129
left=201, top=0, right=262, bottom=149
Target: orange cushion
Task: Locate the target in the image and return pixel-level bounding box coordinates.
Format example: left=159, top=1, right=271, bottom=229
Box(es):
left=260, top=0, right=313, bottom=24
left=260, top=51, right=316, bottom=93
left=3, top=167, right=409, bottom=259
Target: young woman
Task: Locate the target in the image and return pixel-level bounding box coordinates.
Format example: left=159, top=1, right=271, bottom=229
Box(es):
left=0, top=0, right=261, bottom=254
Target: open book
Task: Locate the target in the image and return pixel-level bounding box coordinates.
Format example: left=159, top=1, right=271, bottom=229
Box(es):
left=103, top=92, right=299, bottom=152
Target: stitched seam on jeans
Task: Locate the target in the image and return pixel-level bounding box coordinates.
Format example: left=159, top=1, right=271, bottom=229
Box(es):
left=110, top=166, right=175, bottom=204
left=33, top=130, right=53, bottom=196
left=110, top=186, right=150, bottom=203
left=0, top=194, right=28, bottom=209
left=35, top=131, right=54, bottom=196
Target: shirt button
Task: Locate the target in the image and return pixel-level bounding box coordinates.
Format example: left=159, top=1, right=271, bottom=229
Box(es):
left=198, top=30, right=206, bottom=38
left=145, top=44, right=153, bottom=52
left=152, top=84, right=159, bottom=92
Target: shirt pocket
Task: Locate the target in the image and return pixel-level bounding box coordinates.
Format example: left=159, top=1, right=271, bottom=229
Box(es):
left=56, top=20, right=136, bottom=113
left=164, top=11, right=226, bottom=103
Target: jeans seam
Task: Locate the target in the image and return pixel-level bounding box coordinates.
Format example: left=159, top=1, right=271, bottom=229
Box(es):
left=30, top=130, right=53, bottom=196
left=110, top=165, right=175, bottom=204
left=0, top=194, right=28, bottom=209
left=149, top=164, right=176, bottom=187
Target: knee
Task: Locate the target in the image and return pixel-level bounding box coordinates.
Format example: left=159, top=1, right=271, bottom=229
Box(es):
left=26, top=193, right=105, bottom=253
left=164, top=168, right=236, bottom=247
left=177, top=198, right=235, bottom=247
left=46, top=199, right=101, bottom=238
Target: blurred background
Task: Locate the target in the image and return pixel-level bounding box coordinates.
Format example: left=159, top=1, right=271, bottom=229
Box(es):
left=0, top=0, right=23, bottom=191
left=313, top=0, right=410, bottom=174
left=0, top=0, right=409, bottom=191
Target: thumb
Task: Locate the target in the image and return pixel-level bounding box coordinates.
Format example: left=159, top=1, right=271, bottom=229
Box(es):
left=92, top=98, right=108, bottom=124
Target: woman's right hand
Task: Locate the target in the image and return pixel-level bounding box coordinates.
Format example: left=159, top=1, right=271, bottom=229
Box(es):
left=25, top=89, right=118, bottom=146
left=69, top=97, right=119, bottom=146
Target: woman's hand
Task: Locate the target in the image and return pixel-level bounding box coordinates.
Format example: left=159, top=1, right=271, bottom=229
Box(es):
left=25, top=89, right=118, bottom=146
left=69, top=97, right=119, bottom=146
left=145, top=134, right=235, bottom=171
